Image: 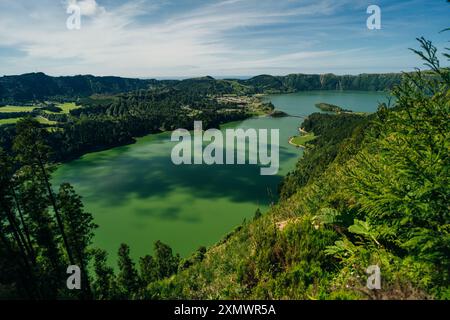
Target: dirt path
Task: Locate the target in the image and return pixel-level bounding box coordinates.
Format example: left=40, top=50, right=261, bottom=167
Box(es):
left=288, top=137, right=306, bottom=148
left=299, top=127, right=308, bottom=134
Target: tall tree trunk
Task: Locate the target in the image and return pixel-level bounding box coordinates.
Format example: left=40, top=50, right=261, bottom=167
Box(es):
left=78, top=254, right=93, bottom=300
left=11, top=187, right=36, bottom=263
left=0, top=209, right=39, bottom=299
left=34, top=151, right=75, bottom=266
left=0, top=200, right=31, bottom=266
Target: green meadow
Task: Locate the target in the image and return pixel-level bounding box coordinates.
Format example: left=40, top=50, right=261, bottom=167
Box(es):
left=290, top=133, right=316, bottom=146
left=46, top=102, right=80, bottom=114
left=0, top=102, right=80, bottom=126
left=0, top=118, right=21, bottom=125
left=0, top=105, right=37, bottom=112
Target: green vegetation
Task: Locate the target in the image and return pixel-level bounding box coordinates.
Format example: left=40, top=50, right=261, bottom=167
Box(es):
left=0, top=37, right=448, bottom=300
left=45, top=102, right=80, bottom=114
left=133, top=37, right=447, bottom=300
left=0, top=103, right=79, bottom=127
left=0, top=118, right=20, bottom=125
left=0, top=89, right=270, bottom=161
left=269, top=110, right=288, bottom=117
left=289, top=133, right=316, bottom=147
left=315, top=102, right=351, bottom=113
left=0, top=105, right=37, bottom=113
left=0, top=71, right=403, bottom=105
left=0, top=116, right=58, bottom=127
left=0, top=67, right=401, bottom=160
left=35, top=116, right=58, bottom=125
left=0, top=102, right=79, bottom=115
left=0, top=73, right=152, bottom=104
left=0, top=118, right=96, bottom=299
left=170, top=38, right=448, bottom=300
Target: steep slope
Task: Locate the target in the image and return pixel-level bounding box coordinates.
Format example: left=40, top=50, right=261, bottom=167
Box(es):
left=141, top=53, right=449, bottom=299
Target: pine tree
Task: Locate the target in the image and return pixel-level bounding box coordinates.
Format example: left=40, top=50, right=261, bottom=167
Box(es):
left=154, top=240, right=180, bottom=280
left=92, top=248, right=117, bottom=299
left=0, top=148, right=40, bottom=298
left=139, top=255, right=158, bottom=285
left=117, top=243, right=140, bottom=298
left=57, top=183, right=98, bottom=299
left=13, top=118, right=75, bottom=266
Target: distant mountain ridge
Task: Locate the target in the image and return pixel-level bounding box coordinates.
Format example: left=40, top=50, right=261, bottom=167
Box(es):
left=0, top=72, right=154, bottom=104
left=0, top=72, right=403, bottom=103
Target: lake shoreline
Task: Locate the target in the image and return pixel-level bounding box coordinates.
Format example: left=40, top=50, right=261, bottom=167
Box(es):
left=53, top=90, right=389, bottom=264
left=51, top=95, right=273, bottom=166
left=288, top=136, right=306, bottom=148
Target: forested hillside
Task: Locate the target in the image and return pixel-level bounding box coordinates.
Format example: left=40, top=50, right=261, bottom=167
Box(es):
left=137, top=38, right=449, bottom=300
left=0, top=72, right=154, bottom=104
left=0, top=72, right=402, bottom=105
left=0, top=89, right=264, bottom=162
left=0, top=69, right=401, bottom=163
left=0, top=38, right=448, bottom=300
left=240, top=73, right=403, bottom=93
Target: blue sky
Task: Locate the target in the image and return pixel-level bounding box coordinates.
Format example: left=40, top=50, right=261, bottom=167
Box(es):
left=0, top=0, right=448, bottom=78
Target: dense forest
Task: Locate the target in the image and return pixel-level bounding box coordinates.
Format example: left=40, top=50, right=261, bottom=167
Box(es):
left=0, top=89, right=260, bottom=162
left=0, top=69, right=403, bottom=163
left=0, top=73, right=153, bottom=104
left=0, top=36, right=448, bottom=299
left=315, top=102, right=353, bottom=113
left=0, top=72, right=403, bottom=104
left=141, top=38, right=449, bottom=300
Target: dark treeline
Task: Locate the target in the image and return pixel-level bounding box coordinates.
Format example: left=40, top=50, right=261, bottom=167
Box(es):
left=0, top=88, right=250, bottom=162
left=0, top=70, right=403, bottom=163
left=52, top=88, right=249, bottom=161
left=0, top=119, right=190, bottom=299
left=280, top=112, right=373, bottom=199
left=0, top=72, right=153, bottom=104
left=240, top=73, right=403, bottom=93
left=0, top=72, right=403, bottom=104
left=0, top=119, right=96, bottom=299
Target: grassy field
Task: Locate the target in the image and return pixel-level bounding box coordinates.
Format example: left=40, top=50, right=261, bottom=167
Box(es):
left=35, top=116, right=58, bottom=125
left=0, top=116, right=58, bottom=126
left=0, top=118, right=20, bottom=125
left=0, top=105, right=37, bottom=113
left=0, top=102, right=79, bottom=126
left=290, top=133, right=316, bottom=146
left=0, top=102, right=79, bottom=114
left=48, top=102, right=80, bottom=114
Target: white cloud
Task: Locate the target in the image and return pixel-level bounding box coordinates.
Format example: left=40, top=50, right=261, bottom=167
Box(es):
left=0, top=0, right=431, bottom=77
left=67, top=0, right=105, bottom=17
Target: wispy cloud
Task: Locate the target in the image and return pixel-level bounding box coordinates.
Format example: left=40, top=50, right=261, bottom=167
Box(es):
left=0, top=0, right=448, bottom=77
left=66, top=0, right=105, bottom=17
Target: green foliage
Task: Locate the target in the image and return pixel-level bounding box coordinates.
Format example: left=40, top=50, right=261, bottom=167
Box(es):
left=0, top=33, right=448, bottom=300
left=140, top=255, right=159, bottom=284
left=280, top=112, right=369, bottom=199
left=57, top=183, right=97, bottom=298
left=153, top=240, right=181, bottom=280
left=156, top=36, right=449, bottom=300
left=117, top=244, right=140, bottom=297
left=325, top=37, right=450, bottom=299
left=0, top=119, right=97, bottom=299
left=315, top=102, right=352, bottom=113
left=92, top=249, right=117, bottom=299
left=0, top=72, right=402, bottom=105
left=253, top=208, right=262, bottom=220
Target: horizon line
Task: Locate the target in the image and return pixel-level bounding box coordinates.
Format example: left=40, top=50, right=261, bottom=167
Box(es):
left=0, top=70, right=412, bottom=81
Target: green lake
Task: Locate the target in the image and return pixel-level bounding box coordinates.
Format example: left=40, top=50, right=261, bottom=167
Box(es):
left=52, top=91, right=390, bottom=264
